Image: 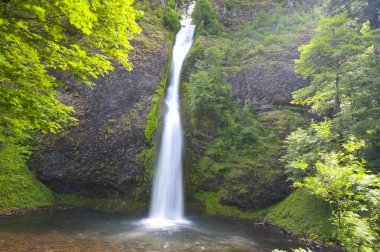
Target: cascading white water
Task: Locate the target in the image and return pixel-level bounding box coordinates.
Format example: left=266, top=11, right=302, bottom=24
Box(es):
left=145, top=16, right=195, bottom=228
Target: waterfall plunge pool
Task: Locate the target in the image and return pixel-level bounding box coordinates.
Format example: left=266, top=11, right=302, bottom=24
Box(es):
left=0, top=208, right=309, bottom=251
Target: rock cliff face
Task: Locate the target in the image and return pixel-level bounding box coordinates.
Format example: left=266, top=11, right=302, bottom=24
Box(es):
left=214, top=0, right=317, bottom=109
left=182, top=0, right=318, bottom=211
left=213, top=0, right=317, bottom=28
left=30, top=26, right=169, bottom=199
left=227, top=48, right=311, bottom=110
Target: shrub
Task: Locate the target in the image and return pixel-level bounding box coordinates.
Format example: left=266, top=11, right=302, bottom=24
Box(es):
left=255, top=44, right=265, bottom=55
left=192, top=0, right=221, bottom=35
left=162, top=6, right=181, bottom=32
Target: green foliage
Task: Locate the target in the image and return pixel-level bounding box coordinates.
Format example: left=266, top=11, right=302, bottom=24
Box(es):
left=338, top=211, right=378, bottom=251
left=282, top=120, right=339, bottom=182
left=159, top=6, right=181, bottom=32
left=143, top=11, right=179, bottom=143
left=221, top=9, right=319, bottom=65
left=134, top=146, right=155, bottom=201
left=283, top=118, right=380, bottom=250
left=293, top=137, right=380, bottom=251
left=273, top=249, right=313, bottom=252
left=293, top=13, right=364, bottom=115
left=0, top=0, right=142, bottom=143
left=293, top=15, right=380, bottom=168
left=0, top=0, right=176, bottom=214
left=221, top=0, right=240, bottom=10
left=185, top=47, right=286, bottom=209
left=183, top=6, right=320, bottom=212
left=259, top=109, right=307, bottom=139
left=144, top=65, right=169, bottom=142
left=0, top=143, right=54, bottom=211
left=187, top=69, right=233, bottom=128
left=192, top=0, right=221, bottom=35
left=186, top=6, right=319, bottom=70
left=183, top=1, right=380, bottom=250
left=286, top=10, right=380, bottom=249
left=324, top=0, right=380, bottom=29
left=265, top=190, right=336, bottom=242
left=184, top=36, right=285, bottom=207
left=195, top=191, right=263, bottom=218
left=186, top=42, right=233, bottom=129
left=138, top=11, right=179, bottom=201
left=336, top=27, right=380, bottom=170
left=254, top=44, right=265, bottom=55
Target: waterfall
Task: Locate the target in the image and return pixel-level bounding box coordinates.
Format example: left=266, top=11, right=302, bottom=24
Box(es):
left=145, top=16, right=195, bottom=227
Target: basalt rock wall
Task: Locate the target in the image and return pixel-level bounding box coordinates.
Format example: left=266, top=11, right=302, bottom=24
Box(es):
left=214, top=0, right=317, bottom=109
left=30, top=27, right=169, bottom=199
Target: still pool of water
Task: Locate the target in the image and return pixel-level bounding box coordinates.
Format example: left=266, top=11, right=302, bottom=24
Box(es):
left=0, top=209, right=307, bottom=251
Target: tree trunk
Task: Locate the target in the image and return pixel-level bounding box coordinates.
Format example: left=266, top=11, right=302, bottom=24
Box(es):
left=335, top=74, right=341, bottom=114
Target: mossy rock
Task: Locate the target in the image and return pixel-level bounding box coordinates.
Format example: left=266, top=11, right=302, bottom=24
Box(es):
left=0, top=144, right=54, bottom=212
left=57, top=194, right=146, bottom=214
left=264, top=189, right=337, bottom=242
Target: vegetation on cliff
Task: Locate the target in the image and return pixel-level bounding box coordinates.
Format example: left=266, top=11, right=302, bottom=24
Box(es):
left=0, top=0, right=142, bottom=210
left=185, top=0, right=380, bottom=250
left=183, top=0, right=318, bottom=212
left=182, top=42, right=291, bottom=210
left=0, top=0, right=141, bottom=143
left=0, top=0, right=180, bottom=211
left=0, top=143, right=53, bottom=212
left=192, top=0, right=221, bottom=35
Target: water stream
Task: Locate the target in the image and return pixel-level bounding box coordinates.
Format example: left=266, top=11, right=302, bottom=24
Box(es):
left=144, top=15, right=196, bottom=228
left=0, top=209, right=308, bottom=251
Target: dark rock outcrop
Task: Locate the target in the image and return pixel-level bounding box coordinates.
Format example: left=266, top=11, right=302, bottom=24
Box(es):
left=215, top=2, right=316, bottom=208
left=183, top=0, right=318, bottom=211
left=213, top=0, right=317, bottom=109
left=228, top=57, right=310, bottom=109
left=30, top=30, right=169, bottom=199
left=213, top=0, right=318, bottom=29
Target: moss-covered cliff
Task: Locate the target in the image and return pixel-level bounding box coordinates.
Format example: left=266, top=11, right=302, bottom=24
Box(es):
left=180, top=0, right=340, bottom=243
left=182, top=0, right=319, bottom=207
left=24, top=4, right=179, bottom=213
left=0, top=144, right=54, bottom=213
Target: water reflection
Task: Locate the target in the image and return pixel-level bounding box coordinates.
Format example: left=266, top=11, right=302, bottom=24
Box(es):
left=0, top=209, right=304, bottom=251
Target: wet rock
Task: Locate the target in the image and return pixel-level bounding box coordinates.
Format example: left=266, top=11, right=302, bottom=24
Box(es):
left=30, top=32, right=169, bottom=199
left=213, top=0, right=318, bottom=29
left=212, top=0, right=317, bottom=108
left=228, top=61, right=310, bottom=107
